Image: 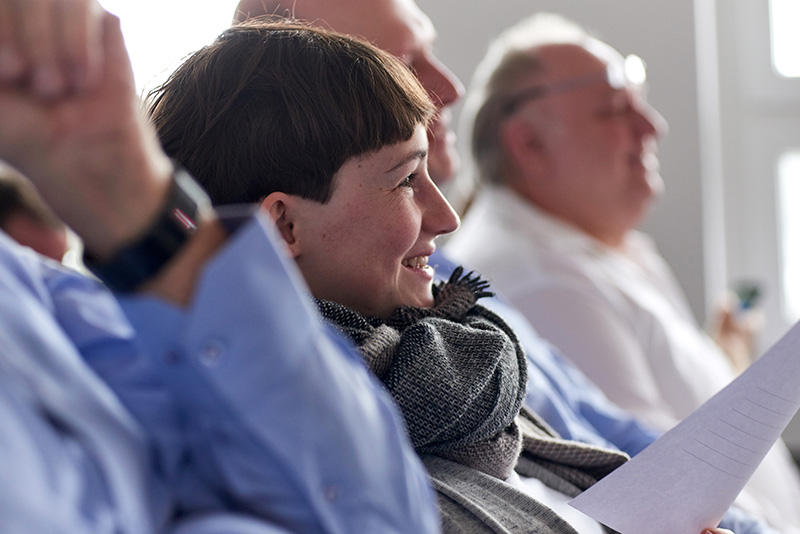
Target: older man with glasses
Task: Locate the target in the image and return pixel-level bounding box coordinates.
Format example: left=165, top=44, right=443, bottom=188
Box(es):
left=446, top=13, right=800, bottom=533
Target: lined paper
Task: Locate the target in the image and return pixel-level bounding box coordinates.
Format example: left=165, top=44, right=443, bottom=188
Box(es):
left=569, top=321, right=800, bottom=534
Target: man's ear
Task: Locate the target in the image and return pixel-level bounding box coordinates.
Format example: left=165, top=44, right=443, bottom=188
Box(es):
left=260, top=192, right=301, bottom=258
left=501, top=116, right=547, bottom=177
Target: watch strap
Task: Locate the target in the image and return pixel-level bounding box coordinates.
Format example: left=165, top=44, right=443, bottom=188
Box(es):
left=85, top=165, right=211, bottom=292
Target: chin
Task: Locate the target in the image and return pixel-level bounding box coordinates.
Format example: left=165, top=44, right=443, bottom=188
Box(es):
left=404, top=291, right=435, bottom=310
left=647, top=174, right=665, bottom=199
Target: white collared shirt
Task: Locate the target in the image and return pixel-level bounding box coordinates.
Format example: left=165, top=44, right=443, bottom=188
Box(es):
left=446, top=185, right=800, bottom=532
left=505, top=471, right=604, bottom=534
left=447, top=185, right=734, bottom=428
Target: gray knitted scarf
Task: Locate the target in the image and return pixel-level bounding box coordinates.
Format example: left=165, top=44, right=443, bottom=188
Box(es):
left=317, top=267, right=529, bottom=480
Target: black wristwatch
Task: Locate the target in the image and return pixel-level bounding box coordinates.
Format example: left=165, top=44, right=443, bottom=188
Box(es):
left=85, top=165, right=212, bottom=292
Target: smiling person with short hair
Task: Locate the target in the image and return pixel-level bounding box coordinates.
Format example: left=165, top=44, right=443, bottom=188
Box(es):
left=146, top=17, right=751, bottom=534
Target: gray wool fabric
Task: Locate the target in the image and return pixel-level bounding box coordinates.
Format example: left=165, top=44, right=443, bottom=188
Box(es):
left=317, top=267, right=629, bottom=532
left=317, top=268, right=529, bottom=479
left=426, top=410, right=628, bottom=534
left=515, top=410, right=628, bottom=491
left=425, top=453, right=622, bottom=534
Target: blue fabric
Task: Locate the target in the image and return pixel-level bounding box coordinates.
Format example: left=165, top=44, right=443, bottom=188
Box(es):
left=0, top=231, right=156, bottom=534
left=0, top=217, right=439, bottom=534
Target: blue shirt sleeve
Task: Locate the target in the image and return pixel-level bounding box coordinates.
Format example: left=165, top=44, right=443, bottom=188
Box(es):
left=0, top=233, right=158, bottom=533
left=719, top=506, right=778, bottom=534
left=43, top=216, right=438, bottom=533
left=114, top=215, right=439, bottom=534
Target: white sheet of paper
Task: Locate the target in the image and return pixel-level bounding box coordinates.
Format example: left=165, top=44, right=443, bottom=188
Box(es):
left=569, top=320, right=800, bottom=534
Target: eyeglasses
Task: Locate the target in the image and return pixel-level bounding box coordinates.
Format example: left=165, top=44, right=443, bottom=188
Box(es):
left=502, top=54, right=647, bottom=115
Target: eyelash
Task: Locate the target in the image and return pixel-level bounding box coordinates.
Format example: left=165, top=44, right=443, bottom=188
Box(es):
left=399, top=173, right=418, bottom=188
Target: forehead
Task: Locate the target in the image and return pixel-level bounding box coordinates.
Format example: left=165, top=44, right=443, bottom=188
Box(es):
left=351, top=125, right=429, bottom=172
left=330, top=126, right=427, bottom=192
left=535, top=42, right=619, bottom=82
left=295, top=0, right=435, bottom=58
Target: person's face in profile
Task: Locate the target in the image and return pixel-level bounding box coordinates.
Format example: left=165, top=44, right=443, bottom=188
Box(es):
left=286, top=125, right=460, bottom=318
left=518, top=42, right=667, bottom=246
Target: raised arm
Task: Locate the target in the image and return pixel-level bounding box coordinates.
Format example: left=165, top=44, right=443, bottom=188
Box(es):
left=0, top=1, right=177, bottom=255
left=0, top=2, right=439, bottom=531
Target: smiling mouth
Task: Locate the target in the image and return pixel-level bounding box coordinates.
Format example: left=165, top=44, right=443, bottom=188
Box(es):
left=402, top=256, right=430, bottom=270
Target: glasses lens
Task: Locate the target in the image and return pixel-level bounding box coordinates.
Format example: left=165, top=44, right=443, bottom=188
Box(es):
left=624, top=54, right=647, bottom=86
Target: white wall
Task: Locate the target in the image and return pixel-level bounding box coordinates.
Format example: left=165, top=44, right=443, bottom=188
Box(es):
left=417, top=0, right=710, bottom=323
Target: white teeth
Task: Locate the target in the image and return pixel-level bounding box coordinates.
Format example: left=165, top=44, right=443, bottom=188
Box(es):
left=403, top=256, right=429, bottom=269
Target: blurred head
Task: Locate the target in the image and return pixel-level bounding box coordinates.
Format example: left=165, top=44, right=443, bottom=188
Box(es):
left=0, top=164, right=68, bottom=261
left=466, top=14, right=667, bottom=248
left=148, top=21, right=459, bottom=318
left=234, top=0, right=464, bottom=186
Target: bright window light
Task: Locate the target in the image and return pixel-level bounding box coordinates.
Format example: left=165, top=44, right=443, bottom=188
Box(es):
left=770, top=0, right=800, bottom=78
left=778, top=151, right=800, bottom=321
left=98, top=0, right=240, bottom=93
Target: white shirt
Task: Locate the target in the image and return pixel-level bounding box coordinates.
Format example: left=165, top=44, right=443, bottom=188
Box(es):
left=505, top=472, right=604, bottom=534
left=446, top=185, right=800, bottom=532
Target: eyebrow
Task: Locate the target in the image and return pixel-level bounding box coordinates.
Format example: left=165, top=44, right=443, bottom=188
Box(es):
left=385, top=150, right=427, bottom=174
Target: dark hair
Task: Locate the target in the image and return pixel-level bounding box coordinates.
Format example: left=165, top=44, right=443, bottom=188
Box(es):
left=147, top=19, right=435, bottom=205
left=0, top=167, right=63, bottom=230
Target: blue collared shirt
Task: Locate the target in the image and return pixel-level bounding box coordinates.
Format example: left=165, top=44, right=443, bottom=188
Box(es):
left=0, top=216, right=439, bottom=533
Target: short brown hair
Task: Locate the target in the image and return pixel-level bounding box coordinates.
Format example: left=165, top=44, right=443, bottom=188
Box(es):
left=147, top=19, right=435, bottom=205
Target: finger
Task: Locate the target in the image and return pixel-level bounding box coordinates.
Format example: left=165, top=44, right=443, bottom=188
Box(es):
left=56, top=0, right=103, bottom=90
left=0, top=0, right=24, bottom=82
left=98, top=9, right=135, bottom=96
left=9, top=0, right=67, bottom=98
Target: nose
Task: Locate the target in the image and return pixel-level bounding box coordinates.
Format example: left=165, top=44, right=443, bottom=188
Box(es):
left=632, top=97, right=668, bottom=140
left=416, top=53, right=465, bottom=109
left=421, top=175, right=461, bottom=237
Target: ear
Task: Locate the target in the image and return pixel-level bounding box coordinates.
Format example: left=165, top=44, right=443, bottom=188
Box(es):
left=260, top=192, right=301, bottom=258
left=500, top=116, right=547, bottom=178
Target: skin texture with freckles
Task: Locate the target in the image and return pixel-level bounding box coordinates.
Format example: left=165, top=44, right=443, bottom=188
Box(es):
left=234, top=0, right=464, bottom=186
left=265, top=125, right=459, bottom=318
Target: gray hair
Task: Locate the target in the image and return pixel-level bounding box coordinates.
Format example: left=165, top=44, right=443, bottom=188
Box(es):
left=461, top=13, right=592, bottom=187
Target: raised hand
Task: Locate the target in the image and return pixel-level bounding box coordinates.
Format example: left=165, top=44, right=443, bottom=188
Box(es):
left=0, top=0, right=172, bottom=258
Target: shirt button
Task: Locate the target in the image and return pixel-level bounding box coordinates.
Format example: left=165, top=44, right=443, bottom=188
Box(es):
left=164, top=351, right=180, bottom=365
left=199, top=341, right=224, bottom=367
left=323, top=486, right=339, bottom=502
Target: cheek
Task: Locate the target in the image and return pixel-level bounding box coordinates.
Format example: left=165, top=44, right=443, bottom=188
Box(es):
left=605, top=124, right=637, bottom=155
left=379, top=212, right=420, bottom=260
left=372, top=205, right=423, bottom=266
left=580, top=128, right=631, bottom=177
left=321, top=198, right=423, bottom=271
